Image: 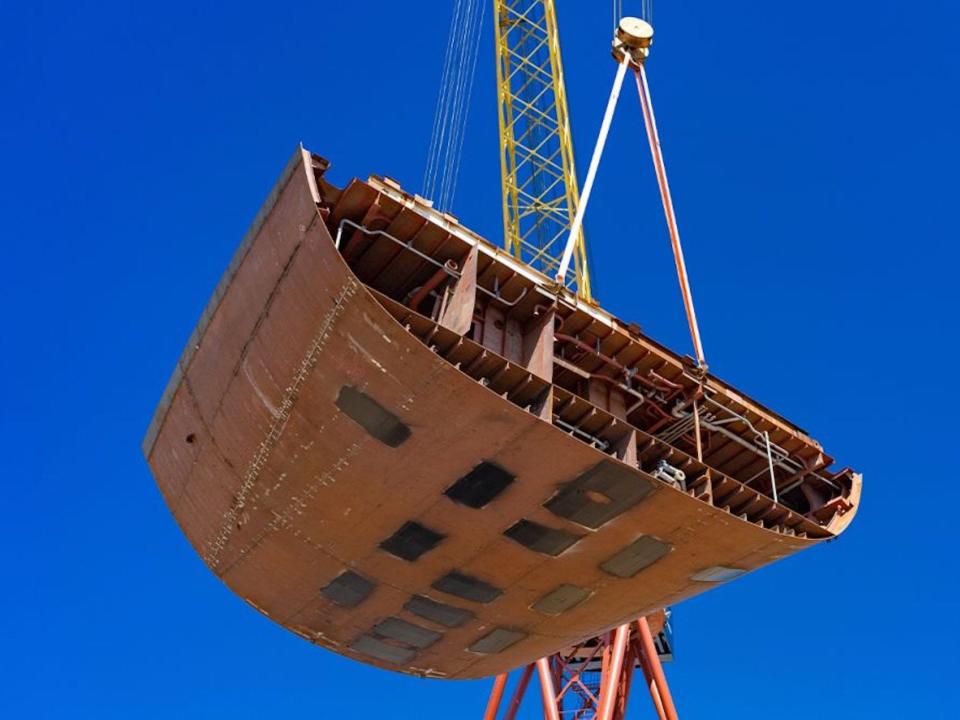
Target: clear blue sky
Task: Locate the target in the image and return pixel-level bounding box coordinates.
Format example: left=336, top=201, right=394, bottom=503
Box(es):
left=2, top=1, right=957, bottom=717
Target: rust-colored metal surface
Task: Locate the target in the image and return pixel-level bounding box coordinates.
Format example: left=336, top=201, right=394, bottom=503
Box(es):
left=487, top=617, right=677, bottom=720
left=144, top=147, right=860, bottom=680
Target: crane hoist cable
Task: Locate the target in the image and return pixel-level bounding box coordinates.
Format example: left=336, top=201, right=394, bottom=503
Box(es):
left=612, top=1, right=623, bottom=29
left=556, top=16, right=708, bottom=372
left=443, top=0, right=486, bottom=209
left=614, top=1, right=654, bottom=28
left=423, top=1, right=464, bottom=199
left=423, top=0, right=486, bottom=211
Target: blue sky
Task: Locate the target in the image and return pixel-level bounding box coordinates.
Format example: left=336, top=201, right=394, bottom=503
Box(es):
left=1, top=1, right=957, bottom=717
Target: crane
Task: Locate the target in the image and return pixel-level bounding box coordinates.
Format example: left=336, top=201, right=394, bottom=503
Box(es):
left=139, top=3, right=857, bottom=719
left=487, top=4, right=682, bottom=719
left=423, top=3, right=685, bottom=717
left=140, top=3, right=858, bottom=719
left=493, top=0, right=592, bottom=299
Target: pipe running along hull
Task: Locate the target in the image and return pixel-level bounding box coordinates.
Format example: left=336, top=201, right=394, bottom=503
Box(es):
left=143, top=148, right=860, bottom=680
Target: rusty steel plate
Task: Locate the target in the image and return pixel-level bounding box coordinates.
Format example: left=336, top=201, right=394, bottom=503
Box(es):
left=144, top=149, right=859, bottom=679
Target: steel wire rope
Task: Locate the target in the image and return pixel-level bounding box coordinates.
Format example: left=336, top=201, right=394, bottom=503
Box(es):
left=423, top=0, right=455, bottom=197
left=440, top=0, right=485, bottom=209
left=437, top=1, right=471, bottom=206
left=433, top=0, right=470, bottom=200
left=443, top=0, right=486, bottom=209
left=424, top=0, right=468, bottom=201
left=424, top=0, right=485, bottom=212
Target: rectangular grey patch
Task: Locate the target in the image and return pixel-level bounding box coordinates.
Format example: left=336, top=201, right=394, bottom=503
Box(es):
left=600, top=536, right=672, bottom=578
left=531, top=584, right=592, bottom=615
left=404, top=595, right=475, bottom=628
left=504, top=519, right=581, bottom=556
left=545, top=460, right=655, bottom=529
left=336, top=386, right=411, bottom=447
left=469, top=628, right=527, bottom=654
left=372, top=617, right=442, bottom=650
left=350, top=634, right=417, bottom=665
left=321, top=571, right=375, bottom=608
left=432, top=572, right=503, bottom=604
left=690, top=566, right=746, bottom=583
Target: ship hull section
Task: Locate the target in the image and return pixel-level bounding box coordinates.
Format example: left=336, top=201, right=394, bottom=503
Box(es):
left=146, top=150, right=832, bottom=679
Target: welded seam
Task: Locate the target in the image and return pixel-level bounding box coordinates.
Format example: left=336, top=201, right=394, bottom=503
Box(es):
left=142, top=147, right=308, bottom=458
left=215, top=437, right=368, bottom=579
left=171, top=374, right=243, bottom=507
left=171, top=230, right=309, bottom=508
left=210, top=239, right=305, bottom=425
left=202, top=277, right=359, bottom=569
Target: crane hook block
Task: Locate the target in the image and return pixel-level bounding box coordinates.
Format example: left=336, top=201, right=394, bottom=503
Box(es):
left=612, top=17, right=654, bottom=65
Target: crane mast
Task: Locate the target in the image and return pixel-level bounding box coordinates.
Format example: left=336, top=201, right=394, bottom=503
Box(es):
left=494, top=0, right=592, bottom=300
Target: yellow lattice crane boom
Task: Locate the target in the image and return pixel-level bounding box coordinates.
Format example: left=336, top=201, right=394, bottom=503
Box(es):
left=494, top=0, right=592, bottom=300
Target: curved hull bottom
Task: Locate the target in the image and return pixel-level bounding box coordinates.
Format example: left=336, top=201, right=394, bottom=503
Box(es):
left=143, top=149, right=858, bottom=679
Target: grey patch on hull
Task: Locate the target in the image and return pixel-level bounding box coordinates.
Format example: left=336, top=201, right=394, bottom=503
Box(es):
left=444, top=461, right=515, bottom=509
left=405, top=595, right=475, bottom=628
left=691, top=566, right=746, bottom=582
left=469, top=628, right=527, bottom=654
left=336, top=386, right=411, bottom=448
left=432, top=572, right=503, bottom=604
left=321, top=571, right=376, bottom=608
left=545, top=460, right=655, bottom=529
left=350, top=634, right=417, bottom=665
left=600, top=536, right=673, bottom=578
left=379, top=521, right=445, bottom=561
left=372, top=617, right=442, bottom=649
left=504, top=519, right=581, bottom=556
left=532, top=584, right=592, bottom=615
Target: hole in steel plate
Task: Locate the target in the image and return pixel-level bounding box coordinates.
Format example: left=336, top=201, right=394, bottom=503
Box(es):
left=584, top=489, right=611, bottom=505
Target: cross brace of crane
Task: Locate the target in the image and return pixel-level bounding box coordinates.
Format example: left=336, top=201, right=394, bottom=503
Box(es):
left=494, top=0, right=592, bottom=299
left=485, top=13, right=694, bottom=720
left=482, top=618, right=678, bottom=720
